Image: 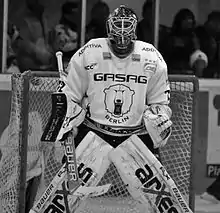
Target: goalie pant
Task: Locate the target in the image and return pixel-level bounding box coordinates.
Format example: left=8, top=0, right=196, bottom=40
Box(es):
left=74, top=121, right=160, bottom=157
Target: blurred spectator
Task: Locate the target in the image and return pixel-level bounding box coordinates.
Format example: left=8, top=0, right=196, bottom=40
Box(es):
left=189, top=49, right=208, bottom=77
left=137, top=0, right=171, bottom=47
left=6, top=22, right=20, bottom=74
left=196, top=11, right=220, bottom=78
left=85, top=1, right=110, bottom=42
left=48, top=1, right=80, bottom=69
left=136, top=0, right=154, bottom=44
left=162, top=8, right=207, bottom=76
left=158, top=25, right=171, bottom=52
left=13, top=0, right=53, bottom=72
left=15, top=0, right=53, bottom=72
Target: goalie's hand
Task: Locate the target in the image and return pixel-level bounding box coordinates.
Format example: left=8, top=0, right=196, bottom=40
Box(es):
left=144, top=108, right=172, bottom=148
left=55, top=127, right=78, bottom=148
left=54, top=127, right=78, bottom=164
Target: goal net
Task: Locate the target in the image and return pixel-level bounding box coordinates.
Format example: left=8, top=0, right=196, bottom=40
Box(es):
left=0, top=71, right=198, bottom=213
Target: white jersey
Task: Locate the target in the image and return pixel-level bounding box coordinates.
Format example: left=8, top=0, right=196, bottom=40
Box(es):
left=60, top=38, right=170, bottom=130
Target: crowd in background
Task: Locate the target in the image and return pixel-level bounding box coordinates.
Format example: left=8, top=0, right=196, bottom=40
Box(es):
left=5, top=0, right=220, bottom=78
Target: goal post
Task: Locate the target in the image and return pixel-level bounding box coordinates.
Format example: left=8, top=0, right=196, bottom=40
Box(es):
left=161, top=75, right=199, bottom=211
left=0, top=71, right=199, bottom=213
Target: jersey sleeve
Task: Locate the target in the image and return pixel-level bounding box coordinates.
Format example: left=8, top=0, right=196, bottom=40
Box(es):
left=146, top=50, right=170, bottom=105
left=58, top=44, right=89, bottom=104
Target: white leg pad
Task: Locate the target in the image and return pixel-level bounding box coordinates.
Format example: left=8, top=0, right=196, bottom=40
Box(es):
left=109, top=134, right=192, bottom=213
left=30, top=131, right=113, bottom=213
left=75, top=131, right=113, bottom=187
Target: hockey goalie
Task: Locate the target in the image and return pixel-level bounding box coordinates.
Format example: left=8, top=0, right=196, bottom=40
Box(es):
left=34, top=5, right=193, bottom=213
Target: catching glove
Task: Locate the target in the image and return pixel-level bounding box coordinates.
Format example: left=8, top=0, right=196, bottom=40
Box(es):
left=143, top=104, right=172, bottom=148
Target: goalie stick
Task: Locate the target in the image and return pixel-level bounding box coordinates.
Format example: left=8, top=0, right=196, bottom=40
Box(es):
left=29, top=163, right=111, bottom=213
left=41, top=90, right=80, bottom=193
left=55, top=51, right=80, bottom=193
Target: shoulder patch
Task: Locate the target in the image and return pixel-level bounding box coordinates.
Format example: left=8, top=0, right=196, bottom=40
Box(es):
left=103, top=52, right=112, bottom=60
left=132, top=54, right=141, bottom=62
left=144, top=59, right=157, bottom=74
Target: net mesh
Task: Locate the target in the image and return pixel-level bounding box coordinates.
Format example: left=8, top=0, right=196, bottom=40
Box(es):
left=0, top=74, right=25, bottom=213
left=0, top=72, right=198, bottom=213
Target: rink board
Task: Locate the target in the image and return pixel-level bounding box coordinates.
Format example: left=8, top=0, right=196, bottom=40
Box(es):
left=195, top=195, right=220, bottom=213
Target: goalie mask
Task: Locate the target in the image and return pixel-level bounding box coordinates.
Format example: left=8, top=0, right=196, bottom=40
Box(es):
left=106, top=5, right=138, bottom=58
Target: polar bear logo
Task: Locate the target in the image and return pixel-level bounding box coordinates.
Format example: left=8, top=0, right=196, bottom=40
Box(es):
left=104, top=84, right=135, bottom=118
